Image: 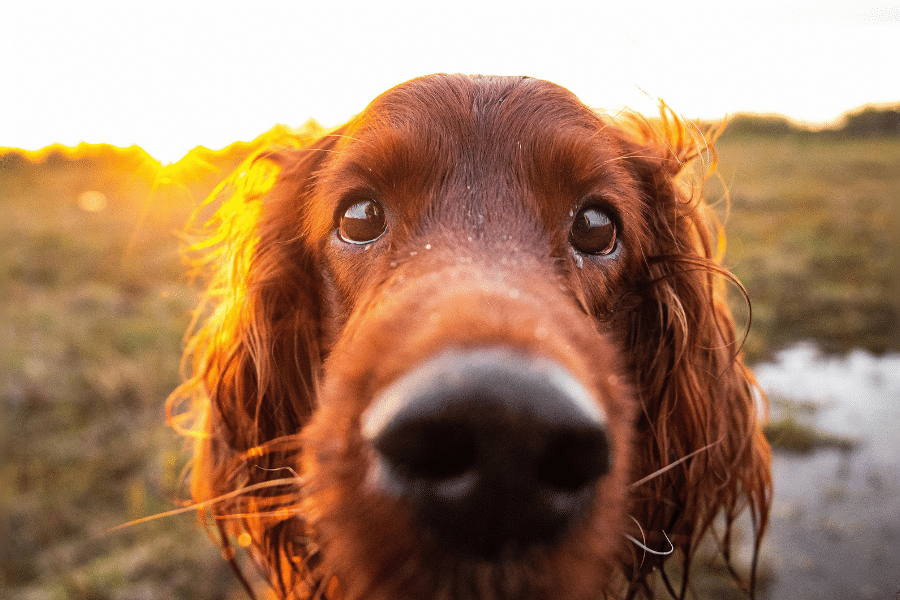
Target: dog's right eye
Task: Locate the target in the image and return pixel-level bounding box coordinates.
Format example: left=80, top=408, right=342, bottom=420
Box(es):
left=338, top=198, right=386, bottom=244
left=570, top=205, right=618, bottom=256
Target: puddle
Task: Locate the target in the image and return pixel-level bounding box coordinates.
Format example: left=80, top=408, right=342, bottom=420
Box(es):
left=754, top=343, right=900, bottom=599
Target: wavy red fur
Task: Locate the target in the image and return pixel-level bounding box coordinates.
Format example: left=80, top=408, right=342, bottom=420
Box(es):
left=168, top=74, right=771, bottom=599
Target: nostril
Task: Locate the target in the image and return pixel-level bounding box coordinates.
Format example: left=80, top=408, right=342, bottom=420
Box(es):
left=538, top=428, right=610, bottom=491
left=375, top=420, right=478, bottom=482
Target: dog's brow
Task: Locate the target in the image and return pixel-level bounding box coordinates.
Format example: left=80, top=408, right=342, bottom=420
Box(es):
left=334, top=126, right=448, bottom=189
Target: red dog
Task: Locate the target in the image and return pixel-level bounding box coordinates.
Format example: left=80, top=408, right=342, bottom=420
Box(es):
left=169, top=74, right=771, bottom=599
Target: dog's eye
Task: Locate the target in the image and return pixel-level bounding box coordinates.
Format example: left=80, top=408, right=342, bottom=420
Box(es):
left=338, top=199, right=386, bottom=244
left=570, top=206, right=617, bottom=256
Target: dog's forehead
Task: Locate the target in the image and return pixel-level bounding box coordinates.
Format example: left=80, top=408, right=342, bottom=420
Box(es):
left=328, top=74, right=627, bottom=201
left=358, top=73, right=600, bottom=142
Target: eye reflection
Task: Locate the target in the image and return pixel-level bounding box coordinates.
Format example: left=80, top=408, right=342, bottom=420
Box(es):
left=338, top=199, right=386, bottom=244
left=570, top=206, right=617, bottom=256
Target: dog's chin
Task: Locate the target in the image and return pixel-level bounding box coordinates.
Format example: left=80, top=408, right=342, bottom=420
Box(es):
left=300, top=491, right=629, bottom=600
left=299, top=473, right=626, bottom=600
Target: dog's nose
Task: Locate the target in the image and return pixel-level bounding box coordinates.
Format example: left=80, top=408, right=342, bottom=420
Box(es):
left=362, top=349, right=611, bottom=557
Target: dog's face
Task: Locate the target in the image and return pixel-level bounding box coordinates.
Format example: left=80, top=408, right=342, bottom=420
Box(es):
left=179, top=74, right=770, bottom=600
left=295, top=76, right=646, bottom=599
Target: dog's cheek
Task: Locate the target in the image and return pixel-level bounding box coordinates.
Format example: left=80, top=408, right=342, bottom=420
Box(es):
left=299, top=383, right=427, bottom=599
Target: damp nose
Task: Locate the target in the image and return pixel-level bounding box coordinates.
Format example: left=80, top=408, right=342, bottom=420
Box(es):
left=362, top=349, right=611, bottom=557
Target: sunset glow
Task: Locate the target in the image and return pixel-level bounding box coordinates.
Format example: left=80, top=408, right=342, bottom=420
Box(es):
left=2, top=0, right=898, bottom=165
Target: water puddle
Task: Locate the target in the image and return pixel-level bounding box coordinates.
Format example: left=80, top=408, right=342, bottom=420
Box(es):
left=754, top=343, right=900, bottom=599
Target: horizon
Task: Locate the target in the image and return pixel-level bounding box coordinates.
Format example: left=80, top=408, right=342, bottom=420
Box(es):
left=3, top=100, right=897, bottom=169
left=2, top=0, right=898, bottom=165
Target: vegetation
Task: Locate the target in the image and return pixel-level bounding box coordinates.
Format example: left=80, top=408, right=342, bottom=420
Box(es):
left=707, top=120, right=899, bottom=362
left=762, top=397, right=857, bottom=453
left=717, top=102, right=899, bottom=140
left=1, top=107, right=897, bottom=598
left=0, top=141, right=264, bottom=598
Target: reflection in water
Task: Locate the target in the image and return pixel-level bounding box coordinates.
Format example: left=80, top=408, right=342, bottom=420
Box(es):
left=754, top=343, right=900, bottom=599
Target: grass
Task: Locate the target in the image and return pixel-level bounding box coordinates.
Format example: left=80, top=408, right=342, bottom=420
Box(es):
left=1, top=120, right=897, bottom=598
left=762, top=396, right=857, bottom=453
left=707, top=134, right=900, bottom=362
left=1, top=153, right=251, bottom=598
left=764, top=417, right=856, bottom=454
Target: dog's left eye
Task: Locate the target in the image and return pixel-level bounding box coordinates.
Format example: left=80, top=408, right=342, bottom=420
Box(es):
left=570, top=206, right=618, bottom=256
left=338, top=199, right=386, bottom=244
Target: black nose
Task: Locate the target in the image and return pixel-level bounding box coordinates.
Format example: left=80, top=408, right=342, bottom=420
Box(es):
left=362, top=349, right=611, bottom=557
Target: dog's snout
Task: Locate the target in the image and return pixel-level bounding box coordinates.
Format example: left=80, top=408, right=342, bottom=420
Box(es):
left=362, top=349, right=611, bottom=557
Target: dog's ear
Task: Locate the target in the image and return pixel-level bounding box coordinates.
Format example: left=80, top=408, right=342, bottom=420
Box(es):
left=612, top=109, right=771, bottom=588
left=168, top=128, right=343, bottom=526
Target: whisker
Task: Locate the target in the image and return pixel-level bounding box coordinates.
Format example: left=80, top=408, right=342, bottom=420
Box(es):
left=109, top=476, right=304, bottom=532
left=625, top=530, right=674, bottom=556
left=630, top=439, right=724, bottom=488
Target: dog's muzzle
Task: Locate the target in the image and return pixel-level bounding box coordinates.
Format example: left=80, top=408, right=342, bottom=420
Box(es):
left=362, top=348, right=611, bottom=558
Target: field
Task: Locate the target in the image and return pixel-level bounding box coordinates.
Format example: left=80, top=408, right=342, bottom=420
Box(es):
left=0, top=147, right=251, bottom=598
left=1, top=114, right=897, bottom=598
left=707, top=130, right=899, bottom=362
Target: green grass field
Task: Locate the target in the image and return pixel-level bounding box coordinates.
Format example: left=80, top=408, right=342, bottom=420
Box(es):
left=710, top=133, right=899, bottom=362
left=0, top=150, right=253, bottom=597
left=1, top=117, right=897, bottom=598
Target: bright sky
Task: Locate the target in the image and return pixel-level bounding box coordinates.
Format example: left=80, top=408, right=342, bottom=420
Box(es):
left=2, top=0, right=898, bottom=164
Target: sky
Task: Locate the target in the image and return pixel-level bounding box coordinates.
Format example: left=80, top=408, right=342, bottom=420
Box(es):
left=2, top=0, right=898, bottom=165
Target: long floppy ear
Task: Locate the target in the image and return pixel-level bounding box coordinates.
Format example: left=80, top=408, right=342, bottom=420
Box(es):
left=167, top=126, right=343, bottom=593
left=613, top=108, right=771, bottom=595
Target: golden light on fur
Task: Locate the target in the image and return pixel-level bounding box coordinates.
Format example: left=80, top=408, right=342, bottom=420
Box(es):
left=167, top=74, right=771, bottom=600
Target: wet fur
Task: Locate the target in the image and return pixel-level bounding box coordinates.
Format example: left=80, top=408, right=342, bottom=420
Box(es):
left=169, top=74, right=771, bottom=599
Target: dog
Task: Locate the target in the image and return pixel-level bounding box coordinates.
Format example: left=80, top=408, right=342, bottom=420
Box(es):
left=168, top=73, right=771, bottom=599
